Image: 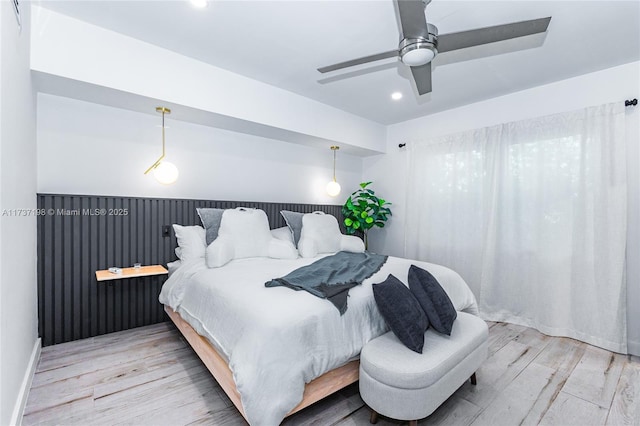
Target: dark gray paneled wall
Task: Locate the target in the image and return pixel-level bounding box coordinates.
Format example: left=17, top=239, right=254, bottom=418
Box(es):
left=37, top=194, right=343, bottom=346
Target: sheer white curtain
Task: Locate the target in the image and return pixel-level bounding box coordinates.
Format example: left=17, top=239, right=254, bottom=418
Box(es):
left=405, top=103, right=627, bottom=353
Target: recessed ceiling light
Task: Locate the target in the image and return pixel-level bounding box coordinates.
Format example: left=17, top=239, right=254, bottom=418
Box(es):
left=190, top=0, right=208, bottom=8
left=391, top=92, right=403, bottom=100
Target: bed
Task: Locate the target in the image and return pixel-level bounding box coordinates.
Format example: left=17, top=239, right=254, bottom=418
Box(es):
left=159, top=253, right=478, bottom=425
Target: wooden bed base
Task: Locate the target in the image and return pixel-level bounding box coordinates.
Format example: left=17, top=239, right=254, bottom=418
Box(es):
left=164, top=306, right=360, bottom=421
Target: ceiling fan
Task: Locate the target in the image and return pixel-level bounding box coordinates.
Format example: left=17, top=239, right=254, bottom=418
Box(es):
left=317, top=0, right=551, bottom=95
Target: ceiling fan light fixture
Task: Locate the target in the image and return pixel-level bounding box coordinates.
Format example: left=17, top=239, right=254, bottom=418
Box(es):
left=401, top=46, right=436, bottom=66
left=399, top=32, right=438, bottom=67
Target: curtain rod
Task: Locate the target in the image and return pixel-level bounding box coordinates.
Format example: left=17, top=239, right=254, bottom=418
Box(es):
left=398, top=98, right=639, bottom=148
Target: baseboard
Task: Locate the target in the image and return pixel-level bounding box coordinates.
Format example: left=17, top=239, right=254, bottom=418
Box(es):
left=628, top=340, right=640, bottom=357
left=10, top=337, right=41, bottom=426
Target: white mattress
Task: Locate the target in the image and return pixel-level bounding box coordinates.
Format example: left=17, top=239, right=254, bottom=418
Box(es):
left=159, top=254, right=478, bottom=426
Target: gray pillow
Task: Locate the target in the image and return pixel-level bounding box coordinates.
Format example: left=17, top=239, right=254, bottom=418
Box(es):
left=280, top=210, right=304, bottom=247
left=408, top=264, right=457, bottom=335
left=197, top=208, right=224, bottom=245
left=372, top=274, right=430, bottom=354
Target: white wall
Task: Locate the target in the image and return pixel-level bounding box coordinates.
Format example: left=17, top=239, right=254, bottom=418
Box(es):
left=363, top=61, right=640, bottom=354
left=0, top=2, right=39, bottom=424
left=37, top=94, right=364, bottom=205
left=31, top=6, right=386, bottom=156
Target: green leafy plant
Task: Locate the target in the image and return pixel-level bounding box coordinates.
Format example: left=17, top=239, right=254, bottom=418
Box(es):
left=342, top=182, right=392, bottom=249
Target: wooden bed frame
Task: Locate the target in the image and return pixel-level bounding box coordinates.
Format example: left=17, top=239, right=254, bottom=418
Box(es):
left=165, top=305, right=360, bottom=421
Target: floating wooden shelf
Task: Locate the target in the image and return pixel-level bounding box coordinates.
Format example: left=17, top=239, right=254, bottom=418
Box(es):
left=95, top=265, right=168, bottom=282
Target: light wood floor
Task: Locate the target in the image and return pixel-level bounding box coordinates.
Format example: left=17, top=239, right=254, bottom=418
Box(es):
left=23, top=321, right=640, bottom=426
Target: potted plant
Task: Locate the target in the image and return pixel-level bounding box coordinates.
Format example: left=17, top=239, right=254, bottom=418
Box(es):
left=342, top=182, right=392, bottom=250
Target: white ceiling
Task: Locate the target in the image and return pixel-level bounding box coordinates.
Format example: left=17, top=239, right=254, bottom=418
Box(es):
left=37, top=0, right=640, bottom=125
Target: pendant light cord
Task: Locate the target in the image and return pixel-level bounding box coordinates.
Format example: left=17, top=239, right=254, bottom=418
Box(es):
left=333, top=148, right=337, bottom=182
left=161, top=110, right=166, bottom=157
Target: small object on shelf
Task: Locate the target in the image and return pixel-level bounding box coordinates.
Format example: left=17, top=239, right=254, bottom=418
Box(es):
left=96, top=265, right=168, bottom=282
left=108, top=267, right=123, bottom=274
left=133, top=263, right=142, bottom=269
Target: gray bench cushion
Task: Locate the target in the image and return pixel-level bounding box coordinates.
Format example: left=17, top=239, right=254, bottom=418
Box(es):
left=360, top=312, right=488, bottom=389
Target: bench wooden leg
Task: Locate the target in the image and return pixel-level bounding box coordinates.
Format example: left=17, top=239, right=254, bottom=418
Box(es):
left=470, top=372, right=477, bottom=386
left=370, top=410, right=379, bottom=424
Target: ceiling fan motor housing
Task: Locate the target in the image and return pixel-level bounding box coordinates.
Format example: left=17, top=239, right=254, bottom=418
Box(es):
left=399, top=23, right=438, bottom=66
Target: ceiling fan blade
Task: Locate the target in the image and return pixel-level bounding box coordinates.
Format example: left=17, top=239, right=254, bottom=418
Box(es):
left=411, top=62, right=432, bottom=95
left=437, top=17, right=551, bottom=53
left=395, top=0, right=429, bottom=39
left=318, top=50, right=398, bottom=73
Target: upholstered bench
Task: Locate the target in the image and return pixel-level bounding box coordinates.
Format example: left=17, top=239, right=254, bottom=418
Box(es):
left=359, top=312, right=489, bottom=425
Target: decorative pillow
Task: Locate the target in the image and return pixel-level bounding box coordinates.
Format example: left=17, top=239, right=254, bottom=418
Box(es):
left=408, top=264, right=457, bottom=335
left=172, top=224, right=206, bottom=261
left=197, top=208, right=224, bottom=245
left=297, top=212, right=364, bottom=258
left=167, top=260, right=182, bottom=276
left=372, top=274, right=430, bottom=354
left=206, top=208, right=298, bottom=268
left=271, top=226, right=295, bottom=246
left=280, top=210, right=304, bottom=247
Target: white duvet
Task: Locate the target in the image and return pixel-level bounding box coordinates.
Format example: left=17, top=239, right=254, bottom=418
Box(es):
left=159, top=254, right=478, bottom=426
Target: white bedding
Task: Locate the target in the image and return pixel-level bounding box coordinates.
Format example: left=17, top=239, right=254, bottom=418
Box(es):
left=159, top=254, right=478, bottom=426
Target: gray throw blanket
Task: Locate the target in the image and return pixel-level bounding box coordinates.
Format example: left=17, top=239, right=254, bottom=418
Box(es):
left=265, top=251, right=388, bottom=315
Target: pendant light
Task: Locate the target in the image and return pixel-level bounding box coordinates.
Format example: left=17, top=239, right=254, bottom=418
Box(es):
left=326, top=146, right=341, bottom=197
left=144, top=107, right=179, bottom=185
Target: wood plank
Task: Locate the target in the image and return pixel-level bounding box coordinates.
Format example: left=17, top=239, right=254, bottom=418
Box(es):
left=457, top=339, right=545, bottom=409
left=22, top=394, right=95, bottom=426
left=520, top=336, right=587, bottom=425
left=23, top=321, right=639, bottom=426
left=562, top=345, right=625, bottom=408
left=282, top=383, right=363, bottom=426
left=28, top=346, right=193, bottom=405
left=32, top=333, right=186, bottom=388
left=92, top=348, right=204, bottom=399
left=486, top=322, right=529, bottom=356
left=185, top=406, right=249, bottom=426
left=332, top=405, right=398, bottom=426
left=512, top=326, right=552, bottom=350
left=95, top=373, right=229, bottom=425
left=606, top=355, right=640, bottom=425
left=470, top=362, right=556, bottom=426
left=421, top=395, right=482, bottom=426
left=35, top=322, right=178, bottom=372
left=96, top=264, right=168, bottom=281
left=539, top=391, right=608, bottom=426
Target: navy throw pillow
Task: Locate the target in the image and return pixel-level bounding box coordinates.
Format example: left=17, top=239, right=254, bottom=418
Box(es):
left=408, top=265, right=457, bottom=335
left=372, top=274, right=430, bottom=353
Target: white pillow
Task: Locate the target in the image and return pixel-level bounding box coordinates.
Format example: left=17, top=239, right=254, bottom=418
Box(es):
left=173, top=224, right=206, bottom=261
left=270, top=226, right=295, bottom=246
left=297, top=212, right=365, bottom=258
left=206, top=208, right=298, bottom=268
left=167, top=260, right=182, bottom=276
